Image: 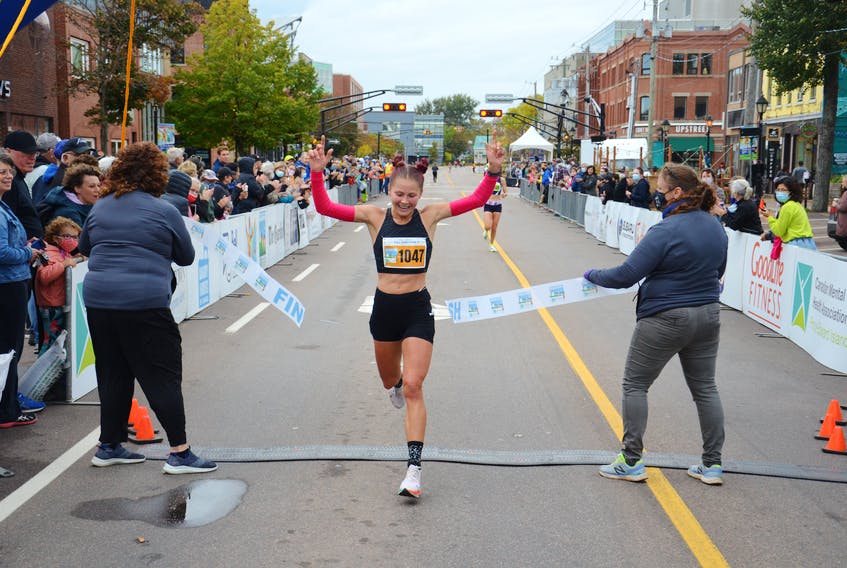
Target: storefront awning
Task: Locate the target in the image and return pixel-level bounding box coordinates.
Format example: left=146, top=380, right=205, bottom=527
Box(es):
left=668, top=137, right=709, bottom=152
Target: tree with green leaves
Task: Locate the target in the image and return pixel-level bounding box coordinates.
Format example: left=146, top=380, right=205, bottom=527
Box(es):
left=499, top=100, right=542, bottom=147
left=64, top=0, right=199, bottom=152
left=742, top=0, right=847, bottom=210
left=166, top=0, right=321, bottom=155
left=414, top=94, right=479, bottom=126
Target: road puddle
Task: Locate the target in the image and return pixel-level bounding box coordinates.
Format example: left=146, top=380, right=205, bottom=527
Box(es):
left=71, top=479, right=247, bottom=528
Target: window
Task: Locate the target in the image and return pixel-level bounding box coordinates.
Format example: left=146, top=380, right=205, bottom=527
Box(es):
left=700, top=53, right=712, bottom=75
left=809, top=87, right=817, bottom=101
left=694, top=96, right=708, bottom=119
left=69, top=37, right=89, bottom=77
left=785, top=90, right=792, bottom=104
left=639, top=96, right=650, bottom=121
left=796, top=88, right=803, bottom=103
left=673, top=96, right=687, bottom=120
left=728, top=67, right=743, bottom=103
left=640, top=53, right=651, bottom=75
left=171, top=45, right=185, bottom=65
left=672, top=53, right=685, bottom=75
left=686, top=54, right=698, bottom=75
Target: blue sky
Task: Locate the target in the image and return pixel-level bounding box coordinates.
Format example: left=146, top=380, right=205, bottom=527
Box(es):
left=251, top=0, right=650, bottom=111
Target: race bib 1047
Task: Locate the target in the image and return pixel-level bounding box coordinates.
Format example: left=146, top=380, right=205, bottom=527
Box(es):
left=383, top=237, right=427, bottom=269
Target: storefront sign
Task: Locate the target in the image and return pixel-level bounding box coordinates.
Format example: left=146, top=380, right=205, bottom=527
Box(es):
left=0, top=80, right=10, bottom=98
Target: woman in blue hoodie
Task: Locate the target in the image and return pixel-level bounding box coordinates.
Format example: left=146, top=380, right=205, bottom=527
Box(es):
left=585, top=163, right=728, bottom=486
left=40, top=162, right=101, bottom=227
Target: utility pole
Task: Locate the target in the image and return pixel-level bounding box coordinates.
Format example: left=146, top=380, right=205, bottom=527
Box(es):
left=645, top=0, right=659, bottom=167
left=584, top=44, right=591, bottom=140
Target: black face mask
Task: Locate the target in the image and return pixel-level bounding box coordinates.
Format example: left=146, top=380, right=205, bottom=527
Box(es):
left=653, top=191, right=666, bottom=209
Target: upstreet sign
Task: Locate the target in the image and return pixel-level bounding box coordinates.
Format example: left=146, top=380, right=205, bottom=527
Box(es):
left=394, top=85, right=424, bottom=95
left=485, top=93, right=514, bottom=103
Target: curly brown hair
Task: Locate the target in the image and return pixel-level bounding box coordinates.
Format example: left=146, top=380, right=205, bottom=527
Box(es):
left=100, top=142, right=169, bottom=198
left=774, top=176, right=803, bottom=203
left=660, top=164, right=717, bottom=216
left=62, top=163, right=101, bottom=193
left=43, top=216, right=82, bottom=246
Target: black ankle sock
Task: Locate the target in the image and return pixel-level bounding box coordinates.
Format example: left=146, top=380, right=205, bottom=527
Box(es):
left=394, top=377, right=403, bottom=389
left=625, top=457, right=638, bottom=466
left=407, top=441, right=423, bottom=467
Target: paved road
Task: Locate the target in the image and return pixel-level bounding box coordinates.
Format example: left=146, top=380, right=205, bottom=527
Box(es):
left=1, top=167, right=845, bottom=567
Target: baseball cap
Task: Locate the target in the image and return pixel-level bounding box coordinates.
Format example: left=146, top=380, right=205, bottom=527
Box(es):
left=201, top=169, right=218, bottom=181
left=62, top=137, right=94, bottom=155
left=36, top=132, right=61, bottom=152
left=4, top=130, right=39, bottom=153
left=284, top=155, right=293, bottom=161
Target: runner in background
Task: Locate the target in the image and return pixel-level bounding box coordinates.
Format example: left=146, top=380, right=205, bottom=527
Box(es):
left=483, top=173, right=505, bottom=252
left=307, top=134, right=505, bottom=499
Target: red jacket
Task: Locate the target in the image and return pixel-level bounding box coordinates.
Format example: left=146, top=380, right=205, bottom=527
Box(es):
left=35, top=244, right=71, bottom=307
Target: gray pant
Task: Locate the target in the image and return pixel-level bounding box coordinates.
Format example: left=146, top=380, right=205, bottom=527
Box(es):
left=621, top=303, right=724, bottom=466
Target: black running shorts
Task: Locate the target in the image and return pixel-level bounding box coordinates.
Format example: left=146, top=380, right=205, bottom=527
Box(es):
left=369, top=288, right=435, bottom=343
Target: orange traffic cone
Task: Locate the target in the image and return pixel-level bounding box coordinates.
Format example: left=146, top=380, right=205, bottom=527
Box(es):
left=820, top=399, right=845, bottom=426
left=815, top=412, right=837, bottom=440
left=822, top=427, right=847, bottom=455
left=128, top=407, right=163, bottom=444
left=127, top=398, right=141, bottom=427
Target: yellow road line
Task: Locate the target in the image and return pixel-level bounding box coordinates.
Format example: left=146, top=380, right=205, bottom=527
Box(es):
left=467, top=206, right=729, bottom=568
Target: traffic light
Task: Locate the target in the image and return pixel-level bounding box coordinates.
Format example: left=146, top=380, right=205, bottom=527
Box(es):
left=382, top=103, right=407, bottom=111
left=479, top=109, right=502, bottom=118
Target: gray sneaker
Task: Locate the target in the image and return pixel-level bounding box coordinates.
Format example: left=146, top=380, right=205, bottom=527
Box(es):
left=389, top=378, right=404, bottom=409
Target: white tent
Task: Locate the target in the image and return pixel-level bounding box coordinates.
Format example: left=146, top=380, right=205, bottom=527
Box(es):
left=508, top=126, right=554, bottom=161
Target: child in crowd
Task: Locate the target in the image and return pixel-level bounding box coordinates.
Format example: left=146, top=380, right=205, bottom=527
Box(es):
left=36, top=216, right=84, bottom=354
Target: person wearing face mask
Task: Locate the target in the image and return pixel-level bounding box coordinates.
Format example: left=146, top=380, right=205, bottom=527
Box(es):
left=629, top=167, right=651, bottom=209
left=759, top=176, right=815, bottom=250
left=584, top=163, right=728, bottom=486
left=36, top=216, right=84, bottom=356
left=307, top=134, right=505, bottom=499
left=701, top=168, right=727, bottom=216
left=723, top=177, right=763, bottom=235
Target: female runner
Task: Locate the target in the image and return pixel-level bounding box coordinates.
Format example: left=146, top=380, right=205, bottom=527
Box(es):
left=482, top=173, right=505, bottom=252
left=308, top=135, right=505, bottom=498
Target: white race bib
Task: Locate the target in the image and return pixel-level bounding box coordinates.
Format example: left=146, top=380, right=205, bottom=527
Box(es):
left=383, top=237, right=427, bottom=270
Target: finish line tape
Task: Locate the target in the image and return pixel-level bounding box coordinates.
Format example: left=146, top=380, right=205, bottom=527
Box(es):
left=185, top=218, right=305, bottom=327
left=445, top=277, right=636, bottom=323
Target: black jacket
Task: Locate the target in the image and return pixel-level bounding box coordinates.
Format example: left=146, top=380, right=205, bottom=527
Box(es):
left=2, top=172, right=43, bottom=238
left=724, top=198, right=763, bottom=235
left=233, top=157, right=263, bottom=214
left=612, top=178, right=629, bottom=203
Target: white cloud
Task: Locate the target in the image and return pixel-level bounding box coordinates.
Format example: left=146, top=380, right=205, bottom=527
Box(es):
left=251, top=0, right=648, bottom=110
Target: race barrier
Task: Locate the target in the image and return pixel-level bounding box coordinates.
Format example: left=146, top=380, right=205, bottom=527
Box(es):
left=519, top=180, right=847, bottom=374
left=64, top=191, right=339, bottom=401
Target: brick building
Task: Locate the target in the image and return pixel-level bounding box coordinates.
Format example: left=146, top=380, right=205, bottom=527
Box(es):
left=593, top=22, right=750, bottom=168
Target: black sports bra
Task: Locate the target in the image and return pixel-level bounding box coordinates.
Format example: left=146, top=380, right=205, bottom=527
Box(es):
left=373, top=208, right=433, bottom=274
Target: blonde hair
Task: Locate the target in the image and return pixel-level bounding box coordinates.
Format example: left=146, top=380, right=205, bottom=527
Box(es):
left=178, top=160, right=197, bottom=178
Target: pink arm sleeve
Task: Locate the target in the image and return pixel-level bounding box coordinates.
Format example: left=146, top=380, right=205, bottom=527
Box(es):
left=448, top=173, right=498, bottom=217
left=310, top=171, right=356, bottom=222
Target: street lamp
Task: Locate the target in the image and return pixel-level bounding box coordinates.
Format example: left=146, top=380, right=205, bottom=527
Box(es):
left=660, top=119, right=670, bottom=164
left=705, top=114, right=713, bottom=167
left=755, top=95, right=768, bottom=194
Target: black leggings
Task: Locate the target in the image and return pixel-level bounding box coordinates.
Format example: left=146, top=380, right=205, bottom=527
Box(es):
left=87, top=307, right=187, bottom=446
left=0, top=280, right=28, bottom=421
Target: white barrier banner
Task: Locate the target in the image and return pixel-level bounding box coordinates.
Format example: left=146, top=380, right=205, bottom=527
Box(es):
left=719, top=228, right=749, bottom=310
left=187, top=219, right=305, bottom=327
left=446, top=277, right=636, bottom=323
left=617, top=205, right=640, bottom=255
left=584, top=196, right=602, bottom=237
left=604, top=201, right=623, bottom=249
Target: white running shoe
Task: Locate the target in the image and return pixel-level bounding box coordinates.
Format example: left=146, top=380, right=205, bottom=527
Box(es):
left=489, top=244, right=497, bottom=252
left=398, top=465, right=422, bottom=498
left=389, top=383, right=404, bottom=409
left=482, top=229, right=488, bottom=239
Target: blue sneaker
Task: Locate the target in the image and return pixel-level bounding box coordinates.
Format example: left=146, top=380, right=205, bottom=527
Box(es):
left=163, top=448, right=218, bottom=475
left=599, top=453, right=647, bottom=482
left=18, top=393, right=45, bottom=414
left=687, top=463, right=723, bottom=485
left=91, top=443, right=146, bottom=467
